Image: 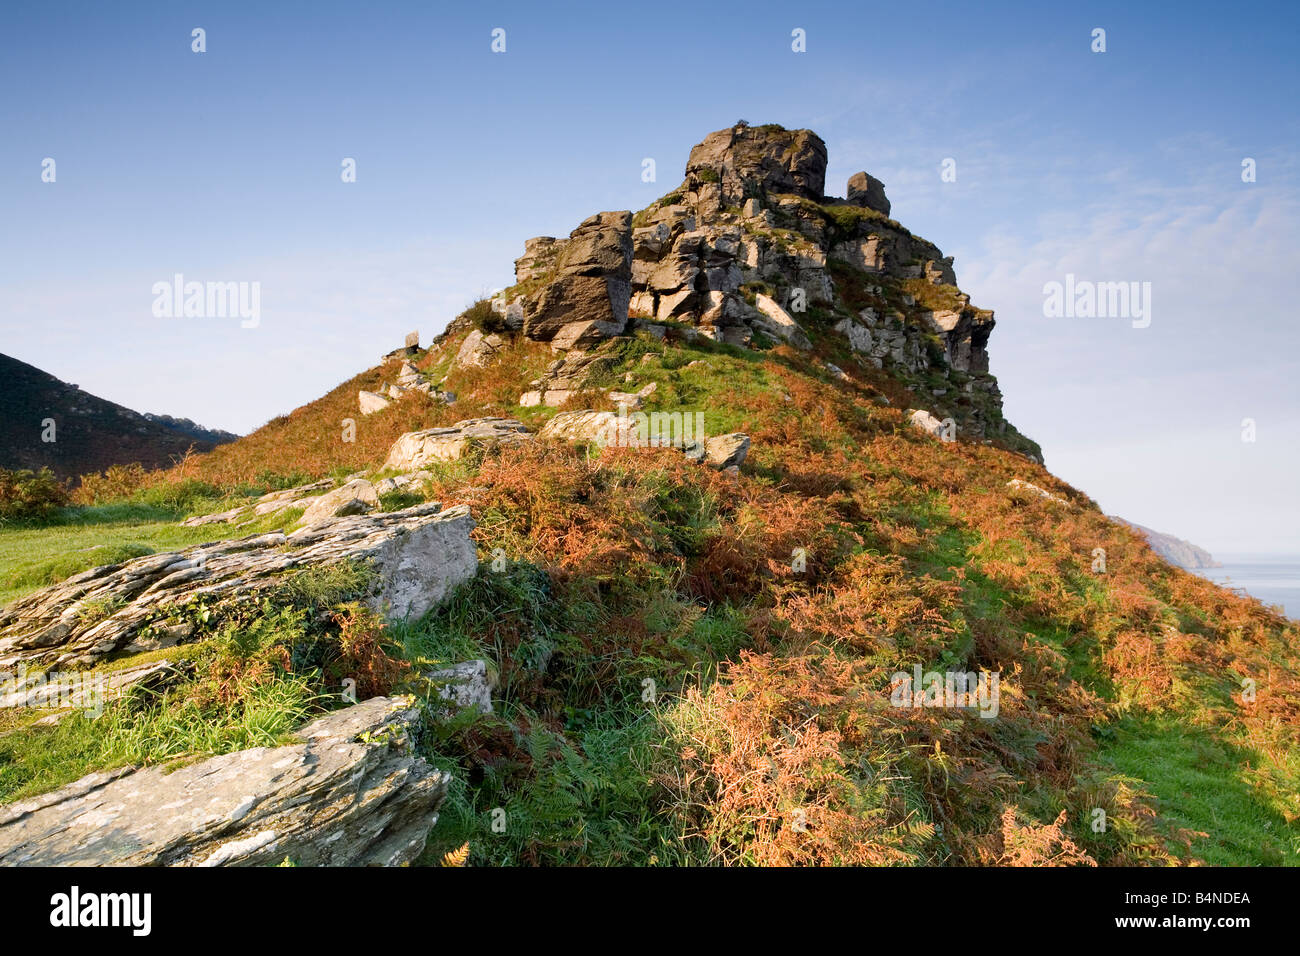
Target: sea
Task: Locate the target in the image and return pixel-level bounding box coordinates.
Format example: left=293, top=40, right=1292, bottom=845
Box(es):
left=1190, top=555, right=1300, bottom=621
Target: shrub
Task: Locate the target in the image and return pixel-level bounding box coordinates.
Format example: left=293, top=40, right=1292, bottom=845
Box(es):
left=74, top=463, right=148, bottom=504
left=462, top=297, right=507, bottom=333
left=327, top=603, right=411, bottom=697
left=135, top=478, right=223, bottom=513
left=0, top=467, right=70, bottom=522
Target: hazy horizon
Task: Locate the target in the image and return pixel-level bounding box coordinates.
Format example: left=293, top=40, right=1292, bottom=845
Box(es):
left=2, top=0, right=1296, bottom=555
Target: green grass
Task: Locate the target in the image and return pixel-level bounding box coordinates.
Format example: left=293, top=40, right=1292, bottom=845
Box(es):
left=0, top=502, right=304, bottom=606
left=0, top=583, right=357, bottom=804
left=1101, top=715, right=1298, bottom=865
left=888, top=495, right=1300, bottom=864
left=393, top=562, right=734, bottom=866
left=421, top=703, right=707, bottom=867
left=0, top=677, right=323, bottom=804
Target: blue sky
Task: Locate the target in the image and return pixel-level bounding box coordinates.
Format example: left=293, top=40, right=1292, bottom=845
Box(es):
left=2, top=0, right=1297, bottom=553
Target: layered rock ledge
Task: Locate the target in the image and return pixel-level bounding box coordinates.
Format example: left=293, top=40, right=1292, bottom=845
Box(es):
left=0, top=696, right=449, bottom=866
left=0, top=503, right=476, bottom=668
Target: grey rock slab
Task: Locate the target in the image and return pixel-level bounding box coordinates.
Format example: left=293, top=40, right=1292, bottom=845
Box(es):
left=298, top=479, right=379, bottom=526
left=0, top=696, right=450, bottom=867
left=0, top=504, right=476, bottom=667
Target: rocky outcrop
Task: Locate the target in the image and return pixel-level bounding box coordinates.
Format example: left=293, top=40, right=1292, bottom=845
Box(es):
left=0, top=696, right=450, bottom=866
left=685, top=124, right=828, bottom=211
left=907, top=408, right=950, bottom=440
left=519, top=342, right=621, bottom=408
left=455, top=329, right=508, bottom=369
left=1007, top=479, right=1070, bottom=506
left=0, top=657, right=182, bottom=718
left=606, top=381, right=658, bottom=410
left=538, top=410, right=749, bottom=470
left=752, top=293, right=811, bottom=349
left=251, top=478, right=334, bottom=514
left=517, top=211, right=634, bottom=345
left=383, top=418, right=532, bottom=469
left=537, top=410, right=626, bottom=445
left=0, top=503, right=477, bottom=668
left=475, top=122, right=1036, bottom=457
left=180, top=478, right=338, bottom=527
left=703, top=433, right=751, bottom=470
left=845, top=171, right=891, bottom=216
left=364, top=358, right=454, bottom=411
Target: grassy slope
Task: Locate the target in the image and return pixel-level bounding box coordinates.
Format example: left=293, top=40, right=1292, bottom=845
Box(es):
left=0, top=502, right=309, bottom=605
left=1, top=321, right=1296, bottom=867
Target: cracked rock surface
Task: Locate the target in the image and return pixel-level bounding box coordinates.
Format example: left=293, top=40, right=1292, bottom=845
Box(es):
left=0, top=696, right=449, bottom=866
left=0, top=503, right=476, bottom=668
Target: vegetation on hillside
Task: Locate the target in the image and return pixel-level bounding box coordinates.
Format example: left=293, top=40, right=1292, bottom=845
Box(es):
left=2, top=313, right=1296, bottom=867
left=0, top=467, right=69, bottom=523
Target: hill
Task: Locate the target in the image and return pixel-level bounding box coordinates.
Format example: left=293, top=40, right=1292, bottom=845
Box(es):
left=0, top=123, right=1295, bottom=867
left=0, top=353, right=237, bottom=482
left=1115, top=519, right=1221, bottom=569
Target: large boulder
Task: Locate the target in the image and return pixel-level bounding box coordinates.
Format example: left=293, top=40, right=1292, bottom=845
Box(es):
left=358, top=390, right=391, bottom=415
left=0, top=696, right=451, bottom=866
left=455, top=329, right=508, bottom=369
left=845, top=171, right=891, bottom=217
left=1006, top=479, right=1069, bottom=506
left=703, top=433, right=750, bottom=470
left=520, top=212, right=633, bottom=343
left=383, top=418, right=532, bottom=469
left=538, top=410, right=624, bottom=445
left=752, top=294, right=811, bottom=349
left=833, top=317, right=874, bottom=354
left=0, top=503, right=477, bottom=668
left=907, top=409, right=950, bottom=441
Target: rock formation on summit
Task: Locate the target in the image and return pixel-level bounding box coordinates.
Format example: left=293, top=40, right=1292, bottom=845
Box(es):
left=442, top=122, right=1035, bottom=455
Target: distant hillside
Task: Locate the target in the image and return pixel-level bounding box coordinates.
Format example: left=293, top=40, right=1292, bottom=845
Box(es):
left=1115, top=518, right=1221, bottom=569
left=0, top=353, right=238, bottom=482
